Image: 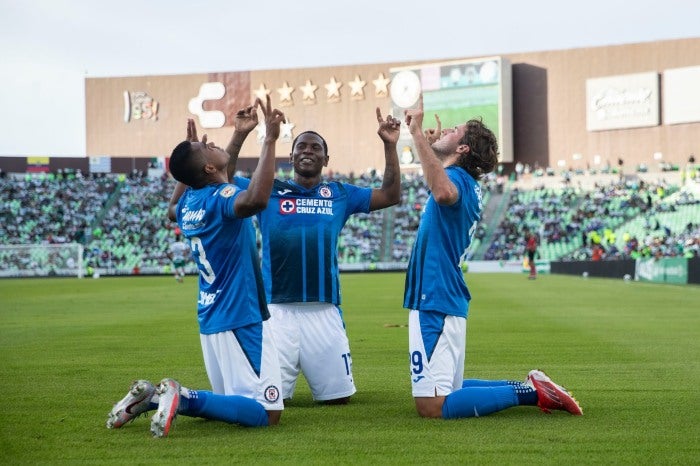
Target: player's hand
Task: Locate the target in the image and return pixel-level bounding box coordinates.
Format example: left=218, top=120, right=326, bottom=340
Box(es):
left=404, top=94, right=425, bottom=136
left=376, top=108, right=401, bottom=144
left=186, top=119, right=199, bottom=142
left=256, top=95, right=285, bottom=140
left=234, top=104, right=259, bottom=134
left=424, top=114, right=442, bottom=144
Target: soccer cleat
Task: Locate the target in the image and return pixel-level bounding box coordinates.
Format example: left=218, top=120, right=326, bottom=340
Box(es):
left=527, top=369, right=583, bottom=415
left=106, top=380, right=156, bottom=429
left=150, top=378, right=181, bottom=438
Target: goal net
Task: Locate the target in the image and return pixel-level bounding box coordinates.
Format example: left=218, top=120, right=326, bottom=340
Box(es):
left=0, top=243, right=84, bottom=278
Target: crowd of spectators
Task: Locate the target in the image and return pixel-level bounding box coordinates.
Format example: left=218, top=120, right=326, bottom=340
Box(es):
left=484, top=186, right=581, bottom=261
left=392, top=172, right=429, bottom=262
left=0, top=168, right=421, bottom=274
left=324, top=170, right=388, bottom=264
left=483, top=177, right=699, bottom=262
left=0, top=170, right=116, bottom=272
left=82, top=170, right=176, bottom=272
left=1, top=167, right=697, bottom=276
left=0, top=169, right=115, bottom=245
left=568, top=187, right=699, bottom=261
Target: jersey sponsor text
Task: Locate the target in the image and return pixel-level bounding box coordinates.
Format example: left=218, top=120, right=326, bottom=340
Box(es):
left=198, top=289, right=221, bottom=306
left=279, top=198, right=333, bottom=216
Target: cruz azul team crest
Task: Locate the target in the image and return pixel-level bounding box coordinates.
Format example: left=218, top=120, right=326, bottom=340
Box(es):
left=318, top=185, right=332, bottom=198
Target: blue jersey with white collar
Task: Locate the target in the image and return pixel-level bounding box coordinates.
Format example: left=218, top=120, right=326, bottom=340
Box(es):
left=176, top=183, right=269, bottom=334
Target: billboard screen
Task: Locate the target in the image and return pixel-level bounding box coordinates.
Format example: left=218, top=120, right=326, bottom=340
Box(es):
left=389, top=57, right=513, bottom=164
left=586, top=72, right=660, bottom=131
left=663, top=66, right=700, bottom=125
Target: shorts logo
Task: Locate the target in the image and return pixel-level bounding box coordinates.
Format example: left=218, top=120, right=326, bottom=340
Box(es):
left=279, top=198, right=296, bottom=214
left=219, top=186, right=236, bottom=198
left=264, top=385, right=280, bottom=402
left=318, top=185, right=332, bottom=198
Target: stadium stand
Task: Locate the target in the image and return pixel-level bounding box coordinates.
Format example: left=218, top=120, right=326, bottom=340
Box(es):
left=480, top=168, right=698, bottom=262
left=1, top=165, right=697, bottom=277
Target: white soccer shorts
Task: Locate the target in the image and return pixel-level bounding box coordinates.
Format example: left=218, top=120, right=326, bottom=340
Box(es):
left=200, top=320, right=284, bottom=411
left=408, top=309, right=467, bottom=397
left=268, top=302, right=357, bottom=401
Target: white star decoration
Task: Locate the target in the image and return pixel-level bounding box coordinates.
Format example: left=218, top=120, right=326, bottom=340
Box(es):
left=281, top=119, right=295, bottom=142
left=253, top=83, right=270, bottom=101
left=277, top=81, right=294, bottom=105
left=324, top=76, right=342, bottom=101
left=349, top=75, right=366, bottom=99
left=299, top=80, right=318, bottom=103
left=372, top=73, right=391, bottom=97
left=254, top=73, right=393, bottom=106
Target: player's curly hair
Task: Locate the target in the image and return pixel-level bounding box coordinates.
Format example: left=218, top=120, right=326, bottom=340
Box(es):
left=456, top=119, right=499, bottom=180
left=169, top=141, right=207, bottom=188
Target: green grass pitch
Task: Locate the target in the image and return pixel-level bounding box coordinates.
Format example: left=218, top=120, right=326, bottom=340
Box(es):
left=1, top=273, right=698, bottom=464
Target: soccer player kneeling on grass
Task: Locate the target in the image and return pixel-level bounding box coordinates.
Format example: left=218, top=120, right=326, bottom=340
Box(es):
left=403, top=96, right=582, bottom=420
left=106, top=96, right=287, bottom=437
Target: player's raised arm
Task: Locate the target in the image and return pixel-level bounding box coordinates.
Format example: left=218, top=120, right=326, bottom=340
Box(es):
left=369, top=108, right=401, bottom=210
left=405, top=95, right=458, bottom=205
left=225, top=104, right=259, bottom=179
left=233, top=95, right=285, bottom=218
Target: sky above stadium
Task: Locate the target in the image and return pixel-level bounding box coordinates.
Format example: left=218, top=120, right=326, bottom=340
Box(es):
left=1, top=0, right=698, bottom=157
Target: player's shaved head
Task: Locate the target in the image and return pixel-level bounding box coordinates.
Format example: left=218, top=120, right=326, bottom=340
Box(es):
left=170, top=141, right=207, bottom=188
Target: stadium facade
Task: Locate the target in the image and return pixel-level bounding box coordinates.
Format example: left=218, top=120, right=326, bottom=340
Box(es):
left=1, top=37, right=698, bottom=175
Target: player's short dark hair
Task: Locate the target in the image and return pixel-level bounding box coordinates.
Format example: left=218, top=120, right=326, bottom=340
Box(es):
left=292, top=131, right=329, bottom=156
left=458, top=119, right=499, bottom=180
left=169, top=141, right=206, bottom=187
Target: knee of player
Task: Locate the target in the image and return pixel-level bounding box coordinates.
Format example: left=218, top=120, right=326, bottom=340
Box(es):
left=414, top=397, right=444, bottom=418
left=266, top=410, right=282, bottom=426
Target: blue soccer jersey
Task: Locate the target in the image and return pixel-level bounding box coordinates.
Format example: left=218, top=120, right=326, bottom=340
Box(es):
left=176, top=183, right=269, bottom=334
left=403, top=167, right=483, bottom=318
left=238, top=177, right=371, bottom=304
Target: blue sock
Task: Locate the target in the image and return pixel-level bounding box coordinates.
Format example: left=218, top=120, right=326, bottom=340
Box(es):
left=442, top=386, right=518, bottom=419
left=508, top=381, right=538, bottom=406
left=462, top=379, right=512, bottom=388
left=462, top=379, right=538, bottom=406
left=178, top=390, right=269, bottom=427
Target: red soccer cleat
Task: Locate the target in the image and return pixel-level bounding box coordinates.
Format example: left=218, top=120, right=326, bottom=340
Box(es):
left=527, top=369, right=583, bottom=415
left=150, top=378, right=182, bottom=437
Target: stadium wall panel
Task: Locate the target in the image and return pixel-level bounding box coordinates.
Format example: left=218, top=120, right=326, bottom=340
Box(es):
left=550, top=260, right=636, bottom=279
left=687, top=257, right=700, bottom=285
left=80, top=38, right=699, bottom=175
